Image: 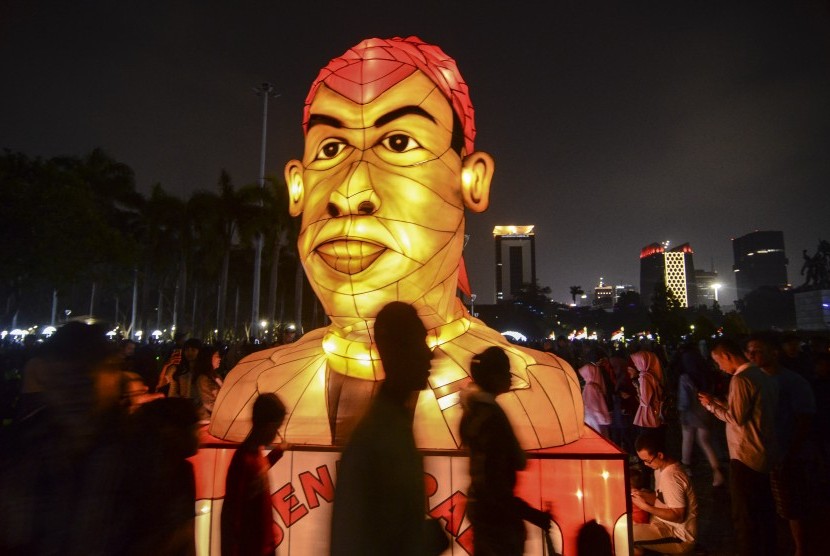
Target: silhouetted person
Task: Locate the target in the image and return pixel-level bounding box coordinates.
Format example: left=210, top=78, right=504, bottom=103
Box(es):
left=675, top=341, right=725, bottom=487
left=330, top=301, right=439, bottom=556
left=609, top=346, right=638, bottom=455
left=127, top=397, right=200, bottom=556
left=745, top=332, right=816, bottom=556
left=459, top=346, right=552, bottom=556
left=0, top=322, right=132, bottom=555
left=221, top=393, right=287, bottom=556
left=576, top=519, right=613, bottom=556
left=165, top=337, right=202, bottom=399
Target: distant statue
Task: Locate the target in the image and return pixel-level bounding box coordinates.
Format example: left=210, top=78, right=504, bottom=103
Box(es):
left=800, top=240, right=830, bottom=289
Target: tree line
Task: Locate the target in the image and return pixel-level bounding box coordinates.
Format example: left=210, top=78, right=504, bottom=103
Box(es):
left=0, top=148, right=320, bottom=342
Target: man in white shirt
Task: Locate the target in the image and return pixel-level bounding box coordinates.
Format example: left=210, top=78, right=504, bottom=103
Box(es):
left=699, top=337, right=779, bottom=556
left=631, top=431, right=697, bottom=555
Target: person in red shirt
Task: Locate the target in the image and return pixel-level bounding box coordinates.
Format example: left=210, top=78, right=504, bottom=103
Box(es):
left=220, top=393, right=287, bottom=556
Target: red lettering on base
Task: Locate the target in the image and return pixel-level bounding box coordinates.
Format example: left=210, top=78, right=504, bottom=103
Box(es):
left=455, top=526, right=474, bottom=555
left=272, top=483, right=309, bottom=526
left=428, top=491, right=468, bottom=537
left=298, top=465, right=335, bottom=509
left=273, top=521, right=284, bottom=546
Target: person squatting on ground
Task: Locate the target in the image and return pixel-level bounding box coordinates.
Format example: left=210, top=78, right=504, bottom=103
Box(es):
left=460, top=346, right=552, bottom=556
left=631, top=430, right=698, bottom=555
left=221, top=393, right=287, bottom=556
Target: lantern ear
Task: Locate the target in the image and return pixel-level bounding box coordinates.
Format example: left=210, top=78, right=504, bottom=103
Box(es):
left=285, top=160, right=305, bottom=216
left=461, top=151, right=494, bottom=213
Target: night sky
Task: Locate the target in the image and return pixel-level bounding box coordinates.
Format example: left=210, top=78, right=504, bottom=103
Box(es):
left=3, top=0, right=829, bottom=307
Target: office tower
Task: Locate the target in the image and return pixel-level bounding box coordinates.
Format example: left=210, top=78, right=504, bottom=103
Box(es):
left=593, top=278, right=615, bottom=310
left=494, top=225, right=536, bottom=303
left=732, top=231, right=789, bottom=300
left=639, top=242, right=698, bottom=308
left=694, top=269, right=721, bottom=306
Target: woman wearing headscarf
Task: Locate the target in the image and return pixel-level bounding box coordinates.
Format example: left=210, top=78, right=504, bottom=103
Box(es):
left=629, top=350, right=666, bottom=444
left=578, top=354, right=612, bottom=438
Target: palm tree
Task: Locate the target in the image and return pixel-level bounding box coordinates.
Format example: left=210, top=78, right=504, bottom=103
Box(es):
left=569, top=286, right=585, bottom=305
left=258, top=175, right=293, bottom=328
left=190, top=171, right=261, bottom=341
left=128, top=183, right=187, bottom=337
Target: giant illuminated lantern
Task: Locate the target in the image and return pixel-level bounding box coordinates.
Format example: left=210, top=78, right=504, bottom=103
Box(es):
left=197, top=37, right=631, bottom=555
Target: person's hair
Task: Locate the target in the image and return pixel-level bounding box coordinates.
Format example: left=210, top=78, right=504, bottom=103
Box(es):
left=709, top=336, right=745, bottom=359
left=303, top=36, right=474, bottom=155
left=586, top=346, right=608, bottom=364
left=183, top=337, right=202, bottom=350
left=470, top=346, right=510, bottom=393
left=43, top=321, right=116, bottom=367
left=252, top=393, right=287, bottom=429
left=635, top=429, right=665, bottom=455
left=576, top=519, right=612, bottom=556
left=194, top=345, right=219, bottom=379
left=746, top=330, right=781, bottom=351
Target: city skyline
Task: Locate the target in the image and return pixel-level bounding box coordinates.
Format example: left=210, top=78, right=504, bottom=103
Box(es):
left=2, top=1, right=828, bottom=308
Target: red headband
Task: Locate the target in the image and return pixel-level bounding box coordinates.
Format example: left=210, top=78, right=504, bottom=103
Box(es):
left=303, top=36, right=476, bottom=154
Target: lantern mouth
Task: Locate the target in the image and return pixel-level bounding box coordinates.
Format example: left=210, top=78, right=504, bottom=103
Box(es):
left=316, top=239, right=385, bottom=274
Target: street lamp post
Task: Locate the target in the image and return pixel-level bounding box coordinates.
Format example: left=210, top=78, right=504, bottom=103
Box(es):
left=251, top=82, right=279, bottom=339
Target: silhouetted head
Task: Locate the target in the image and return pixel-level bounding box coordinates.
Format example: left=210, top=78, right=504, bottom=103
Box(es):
left=576, top=519, right=612, bottom=556
left=249, top=392, right=287, bottom=445
left=134, top=397, right=201, bottom=458
left=470, top=346, right=511, bottom=395
left=374, top=302, right=432, bottom=393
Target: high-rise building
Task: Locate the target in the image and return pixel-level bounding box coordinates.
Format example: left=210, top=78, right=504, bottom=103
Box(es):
left=640, top=242, right=698, bottom=308
left=593, top=278, right=614, bottom=311
left=494, top=225, right=536, bottom=303
left=732, top=231, right=789, bottom=300
left=694, top=269, right=721, bottom=306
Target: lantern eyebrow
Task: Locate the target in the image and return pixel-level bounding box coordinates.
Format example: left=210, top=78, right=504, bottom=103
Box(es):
left=307, top=113, right=344, bottom=130
left=373, top=106, right=435, bottom=128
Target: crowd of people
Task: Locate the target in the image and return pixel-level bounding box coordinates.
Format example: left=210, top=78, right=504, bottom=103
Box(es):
left=2, top=318, right=829, bottom=555
left=0, top=323, right=302, bottom=554
left=553, top=331, right=829, bottom=556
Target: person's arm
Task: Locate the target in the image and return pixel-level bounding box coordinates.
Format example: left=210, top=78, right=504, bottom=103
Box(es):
left=167, top=365, right=180, bottom=397
left=156, top=350, right=182, bottom=390
left=631, top=490, right=684, bottom=522
left=266, top=444, right=285, bottom=467
left=708, top=374, right=752, bottom=426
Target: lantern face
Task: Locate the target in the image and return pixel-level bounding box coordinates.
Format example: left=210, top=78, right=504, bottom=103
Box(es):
left=293, top=72, right=466, bottom=320
left=209, top=36, right=584, bottom=451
